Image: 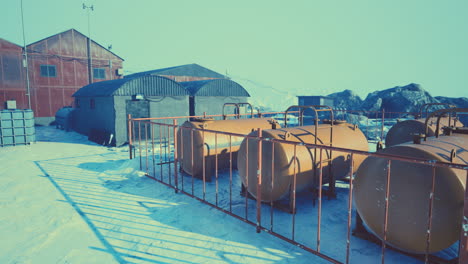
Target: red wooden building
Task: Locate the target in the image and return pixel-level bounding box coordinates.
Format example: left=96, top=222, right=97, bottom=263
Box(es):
left=0, top=29, right=124, bottom=124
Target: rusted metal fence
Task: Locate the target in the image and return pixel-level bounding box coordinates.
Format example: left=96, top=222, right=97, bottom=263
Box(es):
left=127, top=110, right=468, bottom=264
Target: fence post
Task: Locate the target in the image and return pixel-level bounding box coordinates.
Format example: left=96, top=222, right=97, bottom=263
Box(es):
left=128, top=114, right=133, bottom=160
left=256, top=128, right=263, bottom=233
left=381, top=108, right=385, bottom=141
left=459, top=170, right=468, bottom=264
left=173, top=119, right=179, bottom=193
left=381, top=159, right=392, bottom=264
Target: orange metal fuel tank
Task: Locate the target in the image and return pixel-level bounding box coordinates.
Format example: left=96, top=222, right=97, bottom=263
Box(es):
left=237, top=122, right=369, bottom=202
left=385, top=117, right=463, bottom=147
left=177, top=118, right=279, bottom=180
left=354, top=128, right=468, bottom=254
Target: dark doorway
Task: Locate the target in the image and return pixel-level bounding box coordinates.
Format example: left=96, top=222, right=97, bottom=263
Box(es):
left=126, top=100, right=151, bottom=140
left=189, top=96, right=195, bottom=117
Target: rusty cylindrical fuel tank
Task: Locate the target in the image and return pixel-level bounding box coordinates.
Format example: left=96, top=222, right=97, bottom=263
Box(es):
left=177, top=118, right=279, bottom=180
left=238, top=122, right=369, bottom=202
left=385, top=117, right=463, bottom=147
left=354, top=128, right=468, bottom=254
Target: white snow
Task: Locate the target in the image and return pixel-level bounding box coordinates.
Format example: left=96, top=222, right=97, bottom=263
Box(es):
left=0, top=126, right=449, bottom=263
left=232, top=77, right=298, bottom=112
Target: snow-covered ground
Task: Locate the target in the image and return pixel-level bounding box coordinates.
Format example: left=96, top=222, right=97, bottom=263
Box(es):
left=1, top=127, right=333, bottom=263
left=0, top=126, right=450, bottom=263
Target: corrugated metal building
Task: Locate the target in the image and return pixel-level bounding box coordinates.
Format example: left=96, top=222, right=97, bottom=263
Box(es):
left=125, top=63, right=225, bottom=82
left=0, top=29, right=124, bottom=125
left=181, top=79, right=250, bottom=116
left=297, top=96, right=334, bottom=108
left=73, top=75, right=189, bottom=146
left=72, top=65, right=250, bottom=146
left=126, top=64, right=251, bottom=116
left=0, top=39, right=27, bottom=109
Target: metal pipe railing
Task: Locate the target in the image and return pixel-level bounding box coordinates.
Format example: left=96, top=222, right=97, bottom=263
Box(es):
left=127, top=110, right=468, bottom=264
left=418, top=103, right=455, bottom=119
left=424, top=108, right=468, bottom=140
left=222, top=103, right=240, bottom=119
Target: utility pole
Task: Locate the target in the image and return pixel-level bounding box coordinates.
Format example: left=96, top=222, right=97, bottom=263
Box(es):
left=83, top=3, right=94, bottom=84
left=20, top=0, right=31, bottom=109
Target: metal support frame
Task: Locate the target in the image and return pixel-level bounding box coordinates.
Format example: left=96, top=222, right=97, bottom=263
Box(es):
left=424, top=108, right=468, bottom=140
left=222, top=102, right=254, bottom=120
left=284, top=105, right=336, bottom=198
left=460, top=170, right=468, bottom=264
left=256, top=128, right=263, bottom=233
left=418, top=103, right=455, bottom=119
left=127, top=114, right=132, bottom=159
left=126, top=109, right=468, bottom=264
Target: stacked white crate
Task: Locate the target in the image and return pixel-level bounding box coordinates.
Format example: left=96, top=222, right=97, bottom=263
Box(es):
left=0, top=109, right=35, bottom=147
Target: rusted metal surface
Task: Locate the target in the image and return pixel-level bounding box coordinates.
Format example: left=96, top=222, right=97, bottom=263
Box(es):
left=177, top=118, right=279, bottom=180
left=354, top=132, right=468, bottom=254
left=238, top=123, right=369, bottom=202
left=386, top=107, right=466, bottom=147
left=385, top=117, right=463, bottom=147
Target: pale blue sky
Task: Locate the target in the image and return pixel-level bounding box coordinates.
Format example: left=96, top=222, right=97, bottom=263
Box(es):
left=2, top=0, right=467, bottom=98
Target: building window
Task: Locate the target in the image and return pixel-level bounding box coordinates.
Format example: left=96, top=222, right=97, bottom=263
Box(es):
left=3, top=54, right=21, bottom=81
left=90, top=99, right=95, bottom=109
left=75, top=99, right=80, bottom=108
left=40, top=64, right=56, bottom=77
left=93, top=68, right=106, bottom=79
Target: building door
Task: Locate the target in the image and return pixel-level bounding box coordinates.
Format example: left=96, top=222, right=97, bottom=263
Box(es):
left=189, top=96, right=195, bottom=117
left=126, top=100, right=151, bottom=140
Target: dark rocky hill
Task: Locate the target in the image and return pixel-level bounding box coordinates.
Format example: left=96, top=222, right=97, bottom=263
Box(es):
left=360, top=83, right=439, bottom=113
left=328, top=83, right=468, bottom=126
left=322, top=84, right=466, bottom=124
left=327, top=89, right=363, bottom=110
left=435, top=96, right=468, bottom=108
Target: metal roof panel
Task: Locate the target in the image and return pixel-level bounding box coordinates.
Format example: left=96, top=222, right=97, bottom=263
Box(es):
left=180, top=79, right=250, bottom=97
left=73, top=75, right=189, bottom=97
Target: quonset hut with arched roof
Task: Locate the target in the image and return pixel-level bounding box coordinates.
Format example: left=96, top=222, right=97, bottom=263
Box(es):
left=72, top=75, right=189, bottom=146
left=180, top=79, right=250, bottom=117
